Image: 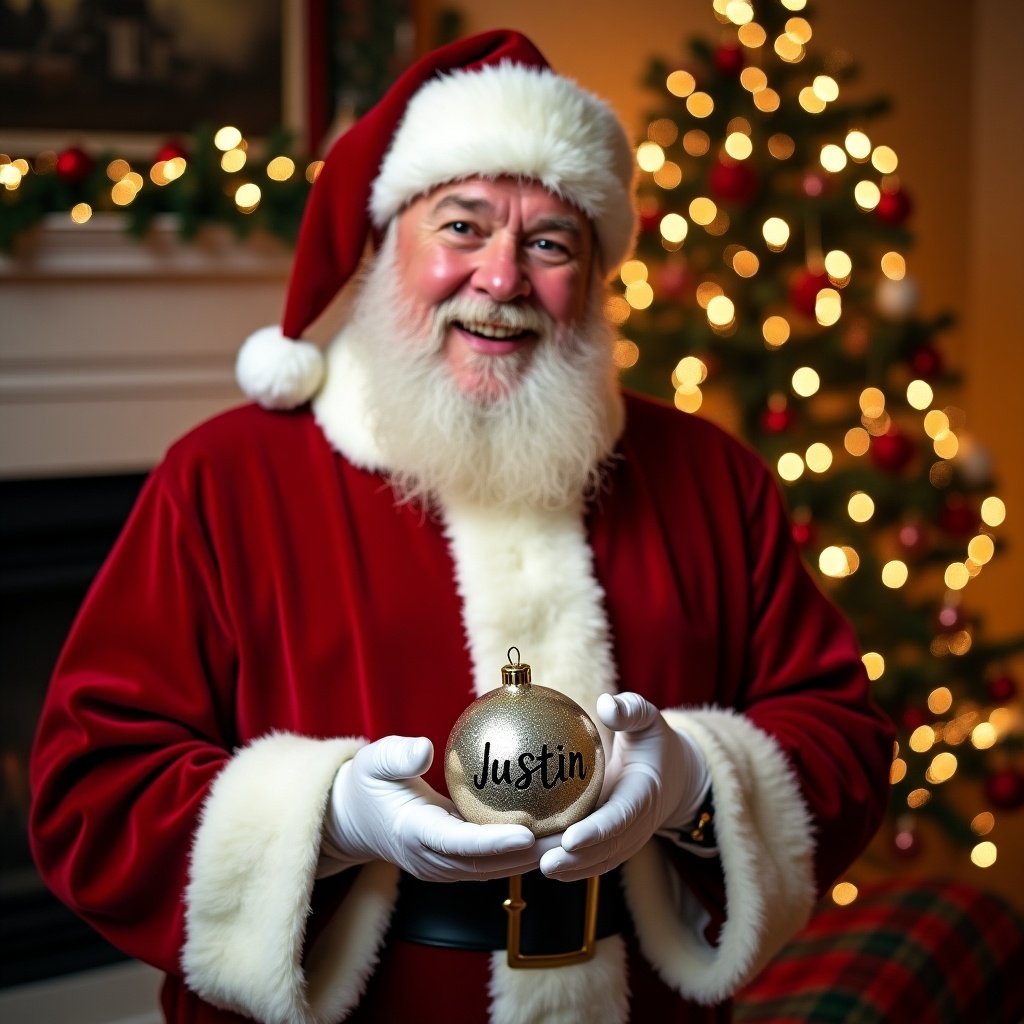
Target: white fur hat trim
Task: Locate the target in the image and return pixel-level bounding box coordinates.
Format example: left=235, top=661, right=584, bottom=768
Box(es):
left=236, top=325, right=326, bottom=410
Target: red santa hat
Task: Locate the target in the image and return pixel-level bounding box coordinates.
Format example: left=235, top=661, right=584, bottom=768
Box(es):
left=236, top=28, right=637, bottom=410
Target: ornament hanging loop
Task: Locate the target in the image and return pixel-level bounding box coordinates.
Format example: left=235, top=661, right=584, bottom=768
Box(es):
left=502, top=646, right=531, bottom=688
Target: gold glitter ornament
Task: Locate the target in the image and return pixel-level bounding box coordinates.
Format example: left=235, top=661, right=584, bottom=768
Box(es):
left=444, top=648, right=606, bottom=837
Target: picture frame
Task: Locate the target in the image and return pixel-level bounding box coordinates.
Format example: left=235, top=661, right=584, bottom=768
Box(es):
left=0, top=0, right=328, bottom=157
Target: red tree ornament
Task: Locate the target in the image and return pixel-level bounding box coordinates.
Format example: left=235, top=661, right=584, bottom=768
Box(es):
left=656, top=260, right=690, bottom=299
left=909, top=343, right=944, bottom=379
left=708, top=159, right=759, bottom=205
left=875, top=186, right=914, bottom=225
left=988, top=672, right=1018, bottom=703
left=791, top=518, right=815, bottom=549
left=938, top=495, right=979, bottom=538
left=985, top=768, right=1024, bottom=811
left=897, top=521, right=929, bottom=560
left=802, top=173, right=826, bottom=198
left=935, top=604, right=967, bottom=634
left=892, top=825, right=921, bottom=859
left=760, top=404, right=795, bottom=434
left=870, top=426, right=915, bottom=473
left=900, top=705, right=931, bottom=731
left=713, top=43, right=745, bottom=76
left=638, top=202, right=663, bottom=235
left=55, top=145, right=95, bottom=185
left=788, top=269, right=830, bottom=318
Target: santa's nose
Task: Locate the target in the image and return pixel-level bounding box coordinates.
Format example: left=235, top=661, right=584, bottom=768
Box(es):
left=471, top=237, right=531, bottom=303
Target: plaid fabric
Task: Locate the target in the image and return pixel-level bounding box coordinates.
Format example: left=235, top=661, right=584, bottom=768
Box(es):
left=734, top=879, right=1024, bottom=1023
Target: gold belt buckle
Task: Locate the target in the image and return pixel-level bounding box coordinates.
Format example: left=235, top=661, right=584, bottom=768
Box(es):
left=503, top=873, right=600, bottom=969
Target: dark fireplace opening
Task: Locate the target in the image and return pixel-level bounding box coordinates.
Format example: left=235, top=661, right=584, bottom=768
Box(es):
left=1, top=472, right=147, bottom=988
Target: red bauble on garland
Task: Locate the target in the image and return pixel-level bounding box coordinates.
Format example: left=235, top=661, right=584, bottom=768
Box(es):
left=870, top=426, right=915, bottom=473
left=708, top=159, right=760, bottom=204
left=55, top=145, right=95, bottom=185
left=788, top=269, right=830, bottom=318
left=713, top=43, right=745, bottom=76
left=154, top=139, right=189, bottom=163
left=988, top=672, right=1018, bottom=703
left=875, top=186, right=913, bottom=225
left=984, top=767, right=1024, bottom=811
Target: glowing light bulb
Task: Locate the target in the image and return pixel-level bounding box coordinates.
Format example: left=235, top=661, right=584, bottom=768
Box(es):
left=762, top=216, right=790, bottom=250
left=660, top=214, right=688, bottom=243
left=881, top=560, right=909, bottom=588
left=845, top=130, right=872, bottom=160
left=637, top=142, right=666, bottom=172
left=707, top=294, right=736, bottom=328
left=235, top=182, right=261, bottom=211
left=214, top=126, right=243, bottom=151
left=971, top=841, right=997, bottom=868
left=667, top=70, right=697, bottom=97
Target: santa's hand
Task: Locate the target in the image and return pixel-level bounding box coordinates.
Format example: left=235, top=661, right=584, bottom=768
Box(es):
left=539, top=692, right=709, bottom=882
left=325, top=735, right=538, bottom=882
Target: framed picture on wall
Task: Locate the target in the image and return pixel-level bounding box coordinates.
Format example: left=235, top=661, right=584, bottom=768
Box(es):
left=0, top=0, right=328, bottom=155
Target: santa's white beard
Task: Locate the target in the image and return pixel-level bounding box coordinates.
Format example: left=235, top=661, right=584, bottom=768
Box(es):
left=341, top=230, right=625, bottom=511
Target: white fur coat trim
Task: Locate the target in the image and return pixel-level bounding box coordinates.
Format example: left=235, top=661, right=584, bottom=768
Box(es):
left=625, top=707, right=816, bottom=1003
left=182, top=731, right=398, bottom=1024
left=442, top=498, right=623, bottom=1023
left=311, top=337, right=385, bottom=473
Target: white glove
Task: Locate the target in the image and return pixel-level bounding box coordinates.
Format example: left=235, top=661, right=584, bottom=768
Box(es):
left=539, top=692, right=710, bottom=882
left=325, top=735, right=540, bottom=882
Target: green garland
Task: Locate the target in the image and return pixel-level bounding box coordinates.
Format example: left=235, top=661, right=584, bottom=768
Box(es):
left=1, top=126, right=314, bottom=252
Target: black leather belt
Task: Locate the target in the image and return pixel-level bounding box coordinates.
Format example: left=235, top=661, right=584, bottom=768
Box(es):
left=390, top=868, right=631, bottom=968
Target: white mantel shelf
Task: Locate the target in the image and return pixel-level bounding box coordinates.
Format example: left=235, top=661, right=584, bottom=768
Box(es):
left=1, top=215, right=293, bottom=478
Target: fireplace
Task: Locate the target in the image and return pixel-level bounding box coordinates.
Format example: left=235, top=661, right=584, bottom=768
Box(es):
left=0, top=472, right=146, bottom=987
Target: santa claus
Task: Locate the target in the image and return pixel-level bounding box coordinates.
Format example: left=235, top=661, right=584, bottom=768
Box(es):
left=30, top=29, right=893, bottom=1024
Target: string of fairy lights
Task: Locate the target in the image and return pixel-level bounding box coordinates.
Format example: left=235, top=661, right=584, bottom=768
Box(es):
left=619, top=0, right=1020, bottom=897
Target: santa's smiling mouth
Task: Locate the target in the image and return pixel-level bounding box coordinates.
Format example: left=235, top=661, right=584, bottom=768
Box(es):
left=455, top=319, right=534, bottom=341
left=453, top=320, right=536, bottom=352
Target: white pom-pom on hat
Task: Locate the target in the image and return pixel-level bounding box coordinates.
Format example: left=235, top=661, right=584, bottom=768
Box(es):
left=236, top=326, right=325, bottom=410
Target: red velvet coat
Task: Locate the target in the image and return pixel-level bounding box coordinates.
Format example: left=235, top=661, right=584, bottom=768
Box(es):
left=30, top=386, right=893, bottom=1024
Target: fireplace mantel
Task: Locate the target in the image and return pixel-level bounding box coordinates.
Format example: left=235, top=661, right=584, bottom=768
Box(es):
left=0, top=214, right=293, bottom=478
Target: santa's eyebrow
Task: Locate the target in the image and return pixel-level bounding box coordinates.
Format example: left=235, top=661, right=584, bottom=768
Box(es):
left=528, top=215, right=584, bottom=238
left=431, top=194, right=494, bottom=218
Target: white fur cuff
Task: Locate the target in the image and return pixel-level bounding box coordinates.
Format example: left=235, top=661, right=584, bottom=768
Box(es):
left=182, top=731, right=365, bottom=1023
left=624, top=708, right=816, bottom=1005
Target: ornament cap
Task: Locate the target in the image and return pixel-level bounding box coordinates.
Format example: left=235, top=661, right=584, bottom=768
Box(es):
left=501, top=647, right=532, bottom=689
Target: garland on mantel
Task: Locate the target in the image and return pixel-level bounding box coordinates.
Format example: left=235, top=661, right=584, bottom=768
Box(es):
left=0, top=126, right=317, bottom=253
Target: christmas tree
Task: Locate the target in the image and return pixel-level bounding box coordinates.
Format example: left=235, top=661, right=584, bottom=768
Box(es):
left=617, top=0, right=1024, bottom=873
